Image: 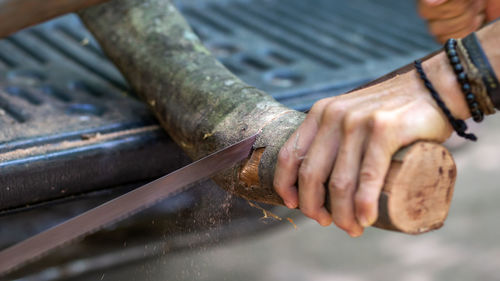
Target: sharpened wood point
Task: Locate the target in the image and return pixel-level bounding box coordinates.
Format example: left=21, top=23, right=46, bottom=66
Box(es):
left=239, top=142, right=456, bottom=234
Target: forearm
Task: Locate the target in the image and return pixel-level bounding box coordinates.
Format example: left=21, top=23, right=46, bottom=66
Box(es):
left=477, top=20, right=500, bottom=82
left=404, top=20, right=500, bottom=123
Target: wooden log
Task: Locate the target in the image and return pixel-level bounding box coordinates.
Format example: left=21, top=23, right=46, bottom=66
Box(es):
left=0, top=0, right=110, bottom=38
left=79, top=0, right=456, bottom=234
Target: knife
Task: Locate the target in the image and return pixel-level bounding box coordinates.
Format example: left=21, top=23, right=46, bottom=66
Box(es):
left=0, top=134, right=258, bottom=276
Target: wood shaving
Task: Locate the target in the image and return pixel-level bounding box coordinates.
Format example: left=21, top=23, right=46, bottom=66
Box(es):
left=248, top=201, right=298, bottom=229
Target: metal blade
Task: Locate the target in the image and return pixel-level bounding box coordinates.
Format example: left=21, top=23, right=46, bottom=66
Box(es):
left=0, top=134, right=258, bottom=275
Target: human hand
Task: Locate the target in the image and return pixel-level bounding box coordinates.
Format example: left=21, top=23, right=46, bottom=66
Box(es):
left=273, top=53, right=471, bottom=237
left=418, top=0, right=487, bottom=43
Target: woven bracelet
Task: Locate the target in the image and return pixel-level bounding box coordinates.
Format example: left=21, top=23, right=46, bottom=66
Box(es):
left=414, top=60, right=477, bottom=141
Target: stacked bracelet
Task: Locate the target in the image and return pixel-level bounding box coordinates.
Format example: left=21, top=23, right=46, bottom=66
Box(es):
left=444, top=39, right=484, bottom=122
left=462, top=32, right=500, bottom=111
left=414, top=60, right=477, bottom=141
left=456, top=39, right=495, bottom=115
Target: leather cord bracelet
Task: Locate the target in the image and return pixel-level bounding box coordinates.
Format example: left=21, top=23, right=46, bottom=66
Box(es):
left=456, top=39, right=495, bottom=115
left=462, top=32, right=500, bottom=110
left=414, top=59, right=477, bottom=141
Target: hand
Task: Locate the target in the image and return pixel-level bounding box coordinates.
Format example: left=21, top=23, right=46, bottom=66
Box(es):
left=418, top=0, right=487, bottom=43
left=273, top=53, right=470, bottom=237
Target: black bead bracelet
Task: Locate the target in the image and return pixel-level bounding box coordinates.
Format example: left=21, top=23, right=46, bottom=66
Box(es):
left=414, top=59, right=477, bottom=141
left=463, top=32, right=500, bottom=110
left=445, top=38, right=484, bottom=122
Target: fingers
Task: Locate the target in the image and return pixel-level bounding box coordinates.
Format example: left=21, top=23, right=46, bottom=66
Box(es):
left=297, top=102, right=348, bottom=226
left=419, top=0, right=471, bottom=20
left=329, top=112, right=367, bottom=237
left=354, top=113, right=397, bottom=227
left=435, top=13, right=485, bottom=43
left=428, top=6, right=483, bottom=36
left=419, top=0, right=487, bottom=42
left=274, top=99, right=330, bottom=209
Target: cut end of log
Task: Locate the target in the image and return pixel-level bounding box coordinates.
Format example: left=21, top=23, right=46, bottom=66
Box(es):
left=238, top=142, right=456, bottom=235
left=375, top=142, right=456, bottom=234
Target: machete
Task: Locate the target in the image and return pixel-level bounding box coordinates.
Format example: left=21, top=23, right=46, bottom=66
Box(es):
left=0, top=134, right=258, bottom=276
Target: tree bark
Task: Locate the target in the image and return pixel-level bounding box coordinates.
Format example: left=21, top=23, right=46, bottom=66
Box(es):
left=79, top=0, right=456, bottom=234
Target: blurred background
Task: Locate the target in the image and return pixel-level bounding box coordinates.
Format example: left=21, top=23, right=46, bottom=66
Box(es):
left=1, top=0, right=499, bottom=280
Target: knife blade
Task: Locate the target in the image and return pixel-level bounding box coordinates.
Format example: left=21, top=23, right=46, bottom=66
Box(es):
left=0, top=134, right=258, bottom=275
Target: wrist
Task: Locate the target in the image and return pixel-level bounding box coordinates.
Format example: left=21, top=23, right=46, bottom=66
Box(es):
left=477, top=22, right=500, bottom=89
left=411, top=51, right=472, bottom=120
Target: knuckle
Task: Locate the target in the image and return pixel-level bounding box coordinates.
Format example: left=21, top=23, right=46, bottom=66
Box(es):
left=370, top=111, right=390, bottom=132
left=310, top=98, right=331, bottom=115
left=359, top=168, right=379, bottom=185
left=323, top=102, right=346, bottom=122
left=329, top=176, right=355, bottom=198
left=342, top=111, right=364, bottom=135
left=298, top=165, right=316, bottom=183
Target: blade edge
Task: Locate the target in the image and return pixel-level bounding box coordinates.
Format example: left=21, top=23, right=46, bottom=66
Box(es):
left=0, top=134, right=257, bottom=275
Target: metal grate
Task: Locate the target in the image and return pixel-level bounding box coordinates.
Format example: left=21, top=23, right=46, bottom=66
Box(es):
left=178, top=0, right=439, bottom=110
left=0, top=15, right=186, bottom=211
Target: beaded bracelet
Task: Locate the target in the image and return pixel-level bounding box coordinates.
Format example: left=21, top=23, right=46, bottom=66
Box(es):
left=444, top=39, right=484, bottom=122
left=414, top=60, right=477, bottom=141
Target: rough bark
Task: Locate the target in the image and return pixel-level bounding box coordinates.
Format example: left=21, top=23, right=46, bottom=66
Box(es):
left=79, top=0, right=456, bottom=234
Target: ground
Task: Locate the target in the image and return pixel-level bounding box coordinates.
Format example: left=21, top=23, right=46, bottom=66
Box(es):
left=80, top=115, right=500, bottom=281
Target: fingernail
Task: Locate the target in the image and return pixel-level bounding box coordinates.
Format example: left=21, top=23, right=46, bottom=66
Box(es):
left=284, top=200, right=297, bottom=209
left=358, top=215, right=370, bottom=227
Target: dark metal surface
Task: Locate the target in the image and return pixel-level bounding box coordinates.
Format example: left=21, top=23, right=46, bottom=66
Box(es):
left=0, top=134, right=257, bottom=276
left=177, top=0, right=438, bottom=110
